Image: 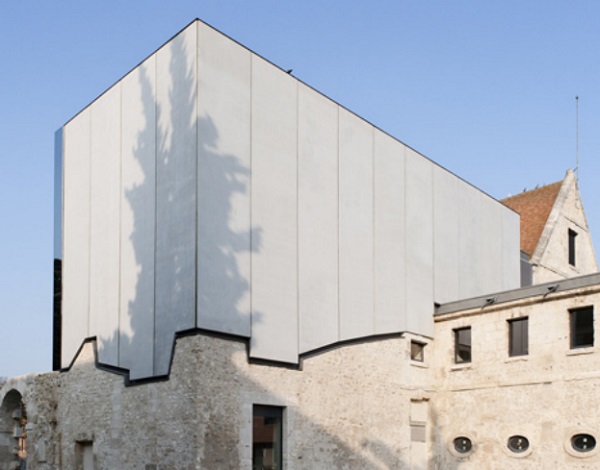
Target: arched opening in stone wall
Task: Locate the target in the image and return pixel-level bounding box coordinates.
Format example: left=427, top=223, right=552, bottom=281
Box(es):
left=0, top=390, right=27, bottom=470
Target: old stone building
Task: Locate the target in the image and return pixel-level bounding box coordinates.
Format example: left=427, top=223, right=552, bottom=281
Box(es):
left=433, top=273, right=600, bottom=469
left=1, top=19, right=599, bottom=470
left=502, top=170, right=597, bottom=285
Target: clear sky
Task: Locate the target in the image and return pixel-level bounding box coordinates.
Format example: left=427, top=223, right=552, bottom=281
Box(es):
left=2, top=1, right=599, bottom=378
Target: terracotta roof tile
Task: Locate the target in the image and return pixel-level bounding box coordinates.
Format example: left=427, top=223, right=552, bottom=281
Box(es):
left=501, top=181, right=563, bottom=257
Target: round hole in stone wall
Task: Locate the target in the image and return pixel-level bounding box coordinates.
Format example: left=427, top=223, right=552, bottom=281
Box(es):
left=453, top=436, right=473, bottom=454
left=507, top=435, right=529, bottom=453
left=572, top=434, right=596, bottom=453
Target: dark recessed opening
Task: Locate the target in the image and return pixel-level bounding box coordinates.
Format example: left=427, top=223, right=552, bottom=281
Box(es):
left=454, top=327, right=471, bottom=364
left=570, top=307, right=594, bottom=349
left=411, top=341, right=425, bottom=362
left=507, top=435, right=529, bottom=453
left=453, top=436, right=472, bottom=454
left=572, top=434, right=596, bottom=453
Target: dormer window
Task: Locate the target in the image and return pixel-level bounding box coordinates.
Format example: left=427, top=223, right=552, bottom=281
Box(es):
left=569, top=229, right=577, bottom=266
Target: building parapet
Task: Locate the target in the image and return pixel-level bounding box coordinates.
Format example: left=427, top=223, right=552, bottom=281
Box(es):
left=435, top=272, right=600, bottom=317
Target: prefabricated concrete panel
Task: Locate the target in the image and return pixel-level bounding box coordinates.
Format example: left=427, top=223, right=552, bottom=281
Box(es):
left=58, top=19, right=526, bottom=374
left=154, top=26, right=198, bottom=376
left=197, top=23, right=252, bottom=337
left=480, top=196, right=503, bottom=295
left=297, top=84, right=339, bottom=352
left=61, top=111, right=91, bottom=368
left=502, top=209, right=521, bottom=290
left=250, top=56, right=298, bottom=363
left=338, top=109, right=374, bottom=340
left=89, top=85, right=121, bottom=367
left=433, top=166, right=459, bottom=304
left=119, top=57, right=157, bottom=380
left=405, top=148, right=434, bottom=335
left=373, top=132, right=406, bottom=334
left=457, top=183, right=482, bottom=299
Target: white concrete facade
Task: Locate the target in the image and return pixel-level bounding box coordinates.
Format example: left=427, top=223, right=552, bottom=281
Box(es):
left=58, top=20, right=520, bottom=379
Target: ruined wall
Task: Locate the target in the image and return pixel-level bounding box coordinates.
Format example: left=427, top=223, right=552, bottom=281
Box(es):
left=0, top=373, right=60, bottom=470
left=6, top=331, right=433, bottom=470
left=432, top=285, right=600, bottom=469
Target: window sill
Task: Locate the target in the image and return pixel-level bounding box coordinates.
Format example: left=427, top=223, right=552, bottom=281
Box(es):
left=450, top=362, right=472, bottom=371
left=410, top=360, right=429, bottom=369
left=567, top=347, right=595, bottom=357
left=505, top=355, right=528, bottom=363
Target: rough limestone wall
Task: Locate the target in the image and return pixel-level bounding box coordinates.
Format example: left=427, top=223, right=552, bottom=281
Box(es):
left=0, top=372, right=60, bottom=470
left=25, top=373, right=60, bottom=470
left=54, top=343, right=204, bottom=470
left=49, top=332, right=432, bottom=470
left=432, top=288, right=600, bottom=469
left=533, top=175, right=597, bottom=283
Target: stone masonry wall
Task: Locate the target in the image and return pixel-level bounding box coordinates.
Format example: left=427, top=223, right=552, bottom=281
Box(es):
left=4, top=331, right=433, bottom=470
left=0, top=372, right=60, bottom=470
left=533, top=173, right=597, bottom=283
left=6, top=282, right=600, bottom=469
left=433, top=285, right=600, bottom=469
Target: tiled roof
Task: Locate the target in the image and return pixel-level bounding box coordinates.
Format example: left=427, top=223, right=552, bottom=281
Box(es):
left=501, top=180, right=563, bottom=257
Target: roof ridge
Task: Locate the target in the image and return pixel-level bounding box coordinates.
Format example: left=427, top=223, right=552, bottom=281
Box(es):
left=501, top=179, right=563, bottom=202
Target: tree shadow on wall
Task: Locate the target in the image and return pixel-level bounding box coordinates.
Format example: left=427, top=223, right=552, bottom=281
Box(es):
left=84, top=24, right=426, bottom=469
left=93, top=29, right=260, bottom=380
left=429, top=403, right=461, bottom=470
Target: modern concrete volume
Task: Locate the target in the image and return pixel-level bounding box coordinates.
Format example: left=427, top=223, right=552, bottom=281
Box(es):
left=8, top=18, right=599, bottom=470
left=57, top=19, right=519, bottom=381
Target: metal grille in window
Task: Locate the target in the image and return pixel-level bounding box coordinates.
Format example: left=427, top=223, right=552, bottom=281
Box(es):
left=507, top=435, right=529, bottom=453
left=572, top=434, right=596, bottom=452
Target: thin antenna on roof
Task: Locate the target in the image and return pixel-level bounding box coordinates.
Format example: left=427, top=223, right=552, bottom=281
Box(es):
left=575, top=95, right=579, bottom=179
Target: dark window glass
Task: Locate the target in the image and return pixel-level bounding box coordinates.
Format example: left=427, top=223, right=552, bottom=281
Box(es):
left=253, top=405, right=283, bottom=470
left=569, top=229, right=577, bottom=266
left=570, top=307, right=594, bottom=349
left=53, top=258, right=62, bottom=371
left=572, top=434, right=596, bottom=452
left=453, top=436, right=472, bottom=454
left=411, top=341, right=425, bottom=362
left=454, top=328, right=471, bottom=363
left=508, top=317, right=528, bottom=357
left=507, top=435, right=529, bottom=453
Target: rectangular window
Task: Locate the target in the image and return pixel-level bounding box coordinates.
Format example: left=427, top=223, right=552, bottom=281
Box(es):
left=454, top=327, right=471, bottom=363
left=508, top=317, right=528, bottom=357
left=253, top=405, right=283, bottom=470
left=569, top=229, right=577, bottom=266
left=570, top=306, right=594, bottom=349
left=410, top=341, right=425, bottom=362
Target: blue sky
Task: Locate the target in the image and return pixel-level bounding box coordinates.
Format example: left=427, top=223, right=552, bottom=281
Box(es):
left=2, top=1, right=599, bottom=378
